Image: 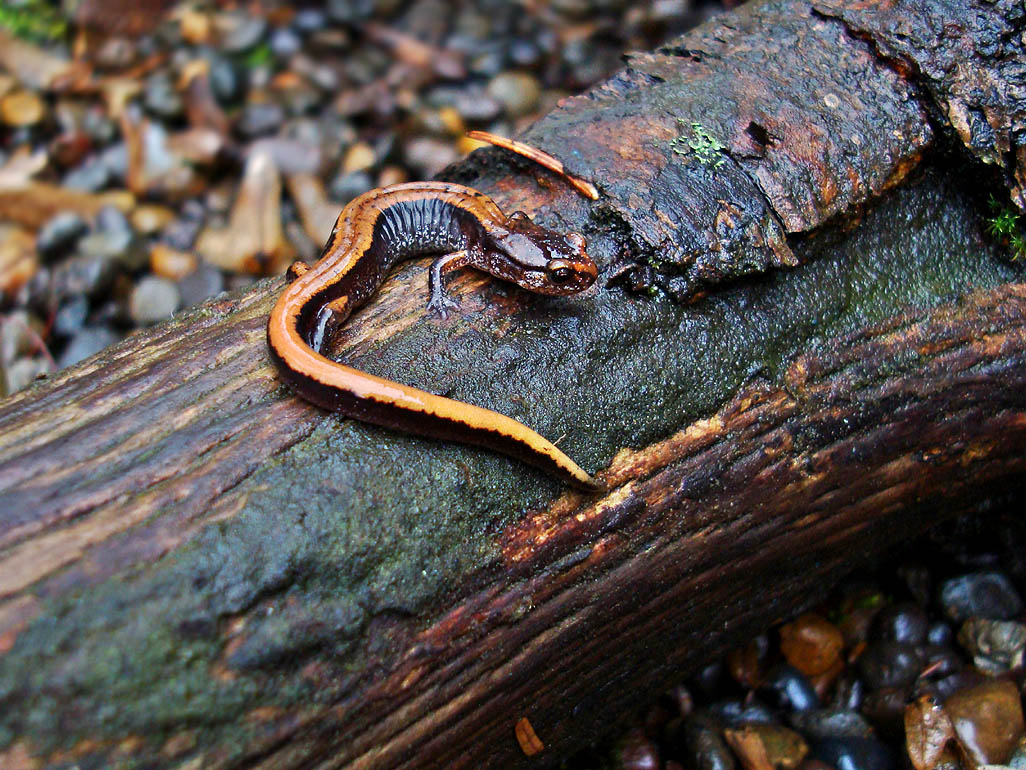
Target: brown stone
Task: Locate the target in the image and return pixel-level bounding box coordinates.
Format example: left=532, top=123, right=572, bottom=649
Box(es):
left=779, top=613, right=844, bottom=676
left=0, top=90, right=45, bottom=127
left=945, top=679, right=1024, bottom=766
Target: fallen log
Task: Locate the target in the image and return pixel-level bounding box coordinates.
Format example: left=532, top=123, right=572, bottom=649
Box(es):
left=1, top=0, right=1025, bottom=768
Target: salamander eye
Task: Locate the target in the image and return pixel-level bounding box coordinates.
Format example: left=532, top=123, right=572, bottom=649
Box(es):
left=548, top=259, right=574, bottom=284
left=509, top=211, right=529, bottom=222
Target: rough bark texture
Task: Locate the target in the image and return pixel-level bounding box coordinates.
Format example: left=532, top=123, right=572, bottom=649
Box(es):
left=1, top=0, right=1025, bottom=768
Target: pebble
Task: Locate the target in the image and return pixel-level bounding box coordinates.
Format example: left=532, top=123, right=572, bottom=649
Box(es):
left=926, top=621, right=954, bottom=647
left=162, top=200, right=206, bottom=251
left=342, top=142, right=377, bottom=174
left=129, top=275, right=180, bottom=324
left=468, top=41, right=508, bottom=78
left=57, top=325, right=120, bottom=369
left=509, top=37, right=544, bottom=67
left=36, top=211, right=89, bottom=260
left=870, top=602, right=928, bottom=646
left=1009, top=734, right=1026, bottom=770
left=53, top=296, right=90, bottom=338
left=326, top=0, right=376, bottom=24
left=130, top=204, right=177, bottom=235
left=814, top=736, right=895, bottom=770
left=562, top=38, right=617, bottom=85
left=81, top=105, right=117, bottom=144
left=217, top=12, right=268, bottom=52
left=692, top=661, right=726, bottom=700
left=939, top=571, right=1023, bottom=622
left=956, top=617, right=1026, bottom=673
left=62, top=158, right=112, bottom=192
left=149, top=244, right=198, bottom=281
left=208, top=56, right=241, bottom=104
left=779, top=613, right=844, bottom=677
left=760, top=664, right=820, bottom=713
left=97, top=142, right=129, bottom=182
left=52, top=254, right=118, bottom=301
left=78, top=227, right=135, bottom=265
left=487, top=71, right=542, bottom=117
left=404, top=136, right=459, bottom=177
left=269, top=26, right=302, bottom=60
left=96, top=205, right=132, bottom=234
left=928, top=669, right=986, bottom=702
left=858, top=687, right=909, bottom=737
left=176, top=261, right=225, bottom=308
left=329, top=170, right=374, bottom=202
left=279, top=81, right=321, bottom=116
left=856, top=641, right=922, bottom=690
left=377, top=165, right=407, bottom=187
left=1, top=89, right=45, bottom=127
left=291, top=55, right=341, bottom=92
left=707, top=699, right=777, bottom=727
left=945, top=678, right=1024, bottom=765
left=15, top=265, right=51, bottom=312
left=675, top=715, right=736, bottom=770
left=788, top=709, right=873, bottom=741
left=237, top=101, right=286, bottom=138
left=179, top=9, right=212, bottom=45
left=614, top=728, right=660, bottom=770
left=293, top=8, right=328, bottom=32
left=427, top=84, right=502, bottom=122
left=144, top=71, right=184, bottom=119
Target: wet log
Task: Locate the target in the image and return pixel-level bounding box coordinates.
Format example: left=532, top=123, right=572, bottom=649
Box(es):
left=1, top=0, right=1025, bottom=768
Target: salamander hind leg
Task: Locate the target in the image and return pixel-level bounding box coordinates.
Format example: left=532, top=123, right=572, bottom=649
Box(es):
left=427, top=250, right=470, bottom=319
left=286, top=261, right=311, bottom=281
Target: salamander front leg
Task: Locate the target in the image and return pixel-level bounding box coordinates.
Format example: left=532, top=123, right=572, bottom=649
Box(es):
left=427, top=250, right=470, bottom=319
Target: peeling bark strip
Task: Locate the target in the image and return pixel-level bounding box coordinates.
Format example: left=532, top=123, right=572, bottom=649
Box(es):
left=0, top=0, right=1025, bottom=767
left=813, top=0, right=1026, bottom=212
left=503, top=0, right=934, bottom=300
left=482, top=0, right=1024, bottom=300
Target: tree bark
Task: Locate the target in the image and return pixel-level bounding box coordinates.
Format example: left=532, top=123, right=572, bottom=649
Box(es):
left=1, top=0, right=1024, bottom=768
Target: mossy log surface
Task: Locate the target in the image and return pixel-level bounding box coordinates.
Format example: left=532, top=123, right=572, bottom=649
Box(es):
left=1, top=0, right=1025, bottom=768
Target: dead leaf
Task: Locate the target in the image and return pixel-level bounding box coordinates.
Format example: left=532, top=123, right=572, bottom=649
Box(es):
left=905, top=694, right=955, bottom=770
left=195, top=148, right=293, bottom=274
left=285, top=173, right=341, bottom=245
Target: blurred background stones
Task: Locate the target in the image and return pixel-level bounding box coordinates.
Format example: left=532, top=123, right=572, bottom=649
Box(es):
left=0, top=0, right=724, bottom=391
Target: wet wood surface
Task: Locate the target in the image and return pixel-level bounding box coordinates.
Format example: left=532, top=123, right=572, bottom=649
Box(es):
left=1, top=0, right=1024, bottom=767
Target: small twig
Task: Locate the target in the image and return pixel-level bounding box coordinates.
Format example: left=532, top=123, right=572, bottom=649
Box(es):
left=467, top=130, right=600, bottom=200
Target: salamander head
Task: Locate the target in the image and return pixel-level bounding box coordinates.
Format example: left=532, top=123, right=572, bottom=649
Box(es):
left=486, top=211, right=597, bottom=295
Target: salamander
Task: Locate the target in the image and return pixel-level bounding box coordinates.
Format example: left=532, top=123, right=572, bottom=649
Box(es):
left=266, top=181, right=600, bottom=488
